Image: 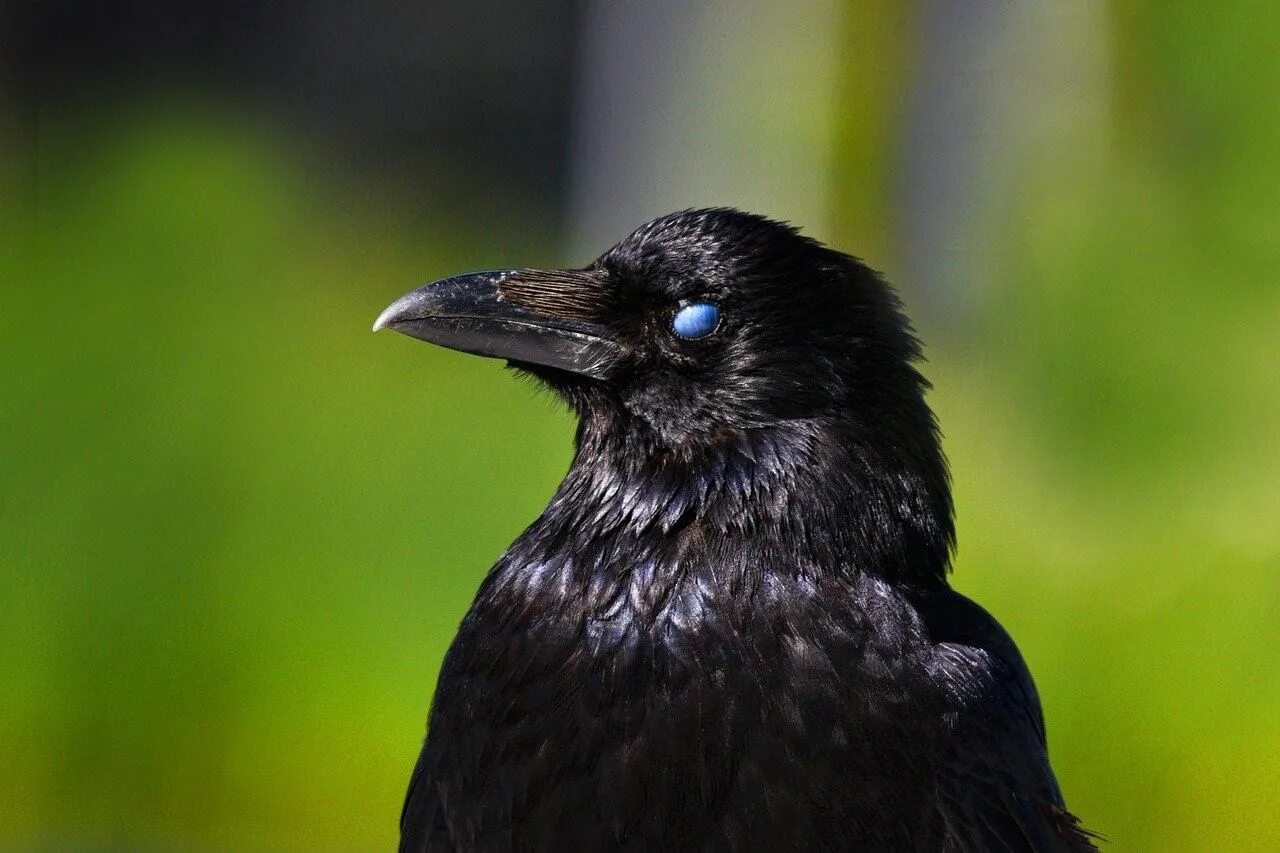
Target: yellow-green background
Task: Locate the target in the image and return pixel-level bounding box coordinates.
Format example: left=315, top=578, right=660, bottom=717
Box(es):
left=4, top=3, right=1278, bottom=849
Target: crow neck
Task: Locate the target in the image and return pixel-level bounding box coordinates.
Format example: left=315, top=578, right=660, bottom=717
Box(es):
left=543, top=413, right=953, bottom=590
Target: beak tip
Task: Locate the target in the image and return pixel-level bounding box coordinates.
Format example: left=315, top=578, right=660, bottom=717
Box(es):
left=371, top=304, right=400, bottom=333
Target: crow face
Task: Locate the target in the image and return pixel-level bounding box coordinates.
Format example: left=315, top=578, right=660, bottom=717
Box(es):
left=376, top=208, right=926, bottom=449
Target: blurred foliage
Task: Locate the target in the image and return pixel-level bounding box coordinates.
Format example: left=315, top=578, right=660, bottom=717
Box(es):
left=3, top=2, right=1279, bottom=850
left=4, top=104, right=578, bottom=848
left=929, top=3, right=1280, bottom=849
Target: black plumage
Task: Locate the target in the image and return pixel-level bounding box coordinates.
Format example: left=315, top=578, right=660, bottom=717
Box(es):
left=375, top=209, right=1096, bottom=851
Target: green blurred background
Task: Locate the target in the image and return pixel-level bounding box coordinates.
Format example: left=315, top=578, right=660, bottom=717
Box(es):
left=3, top=1, right=1278, bottom=849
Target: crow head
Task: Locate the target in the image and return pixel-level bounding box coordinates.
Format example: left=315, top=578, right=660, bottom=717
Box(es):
left=378, top=210, right=927, bottom=442
left=376, top=209, right=953, bottom=581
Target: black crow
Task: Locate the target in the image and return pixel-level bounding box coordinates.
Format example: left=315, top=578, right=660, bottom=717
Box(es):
left=374, top=209, right=1096, bottom=851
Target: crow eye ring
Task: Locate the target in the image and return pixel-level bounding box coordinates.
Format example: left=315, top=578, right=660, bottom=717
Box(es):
left=671, top=302, right=720, bottom=339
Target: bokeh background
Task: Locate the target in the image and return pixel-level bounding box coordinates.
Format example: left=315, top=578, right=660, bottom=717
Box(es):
left=3, top=1, right=1278, bottom=849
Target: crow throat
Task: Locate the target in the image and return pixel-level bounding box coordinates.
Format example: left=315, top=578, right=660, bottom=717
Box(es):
left=479, top=405, right=954, bottom=632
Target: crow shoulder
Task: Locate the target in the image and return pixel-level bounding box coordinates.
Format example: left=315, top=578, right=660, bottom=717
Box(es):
left=915, top=588, right=1100, bottom=852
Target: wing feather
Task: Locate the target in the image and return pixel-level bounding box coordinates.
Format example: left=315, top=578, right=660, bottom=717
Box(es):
left=919, top=590, right=1099, bottom=852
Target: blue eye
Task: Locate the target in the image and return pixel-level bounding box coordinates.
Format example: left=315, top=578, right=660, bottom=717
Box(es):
left=671, top=302, right=720, bottom=339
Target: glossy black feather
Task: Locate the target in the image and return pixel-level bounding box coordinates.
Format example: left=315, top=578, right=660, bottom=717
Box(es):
left=393, top=209, right=1095, bottom=851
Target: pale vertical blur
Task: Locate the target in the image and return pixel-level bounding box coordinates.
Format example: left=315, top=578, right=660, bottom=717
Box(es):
left=900, top=1, right=1111, bottom=317
left=569, top=0, right=841, bottom=255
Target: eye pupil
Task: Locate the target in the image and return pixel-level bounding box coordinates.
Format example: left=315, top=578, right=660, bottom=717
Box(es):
left=672, top=303, right=720, bottom=339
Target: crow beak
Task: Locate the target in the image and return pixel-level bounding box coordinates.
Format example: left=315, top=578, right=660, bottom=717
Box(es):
left=373, top=269, right=622, bottom=379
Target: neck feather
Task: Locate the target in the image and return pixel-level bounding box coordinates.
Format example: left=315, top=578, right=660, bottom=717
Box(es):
left=527, top=412, right=953, bottom=591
